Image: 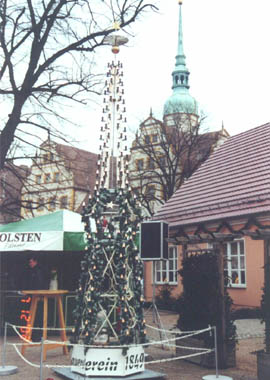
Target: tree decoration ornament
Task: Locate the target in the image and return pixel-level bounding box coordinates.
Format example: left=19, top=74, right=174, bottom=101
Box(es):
left=72, top=32, right=146, bottom=349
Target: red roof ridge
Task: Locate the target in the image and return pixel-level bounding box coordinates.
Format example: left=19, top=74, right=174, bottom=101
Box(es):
left=154, top=122, right=270, bottom=226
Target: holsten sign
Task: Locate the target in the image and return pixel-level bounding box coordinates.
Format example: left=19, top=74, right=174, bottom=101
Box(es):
left=71, top=345, right=145, bottom=377
left=0, top=231, right=63, bottom=251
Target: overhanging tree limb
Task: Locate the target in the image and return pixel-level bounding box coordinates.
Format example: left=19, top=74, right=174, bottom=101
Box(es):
left=0, top=0, right=157, bottom=168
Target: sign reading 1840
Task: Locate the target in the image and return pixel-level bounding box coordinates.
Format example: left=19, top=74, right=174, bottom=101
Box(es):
left=71, top=346, right=145, bottom=377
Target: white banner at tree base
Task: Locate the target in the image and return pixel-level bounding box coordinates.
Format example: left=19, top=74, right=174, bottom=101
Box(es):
left=71, top=345, right=145, bottom=377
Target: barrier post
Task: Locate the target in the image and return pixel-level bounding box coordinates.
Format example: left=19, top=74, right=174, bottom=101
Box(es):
left=213, top=326, right=219, bottom=378
left=202, top=326, right=233, bottom=380
left=0, top=323, right=18, bottom=376
left=1, top=322, right=7, bottom=367
left=40, top=338, right=44, bottom=380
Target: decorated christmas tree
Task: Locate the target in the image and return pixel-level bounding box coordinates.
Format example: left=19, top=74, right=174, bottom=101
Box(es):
left=72, top=33, right=146, bottom=349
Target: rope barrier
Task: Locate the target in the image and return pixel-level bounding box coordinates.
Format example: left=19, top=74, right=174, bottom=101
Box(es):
left=11, top=320, right=208, bottom=337
left=166, top=342, right=211, bottom=352
left=146, top=323, right=212, bottom=335
left=7, top=322, right=213, bottom=349
left=11, top=343, right=73, bottom=370
left=9, top=324, right=42, bottom=345
left=4, top=321, right=217, bottom=376
left=6, top=322, right=73, bottom=331
left=146, top=348, right=214, bottom=365
left=42, top=328, right=209, bottom=349
left=12, top=344, right=40, bottom=368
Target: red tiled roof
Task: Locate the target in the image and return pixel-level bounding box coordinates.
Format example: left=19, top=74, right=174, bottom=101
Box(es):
left=55, top=143, right=98, bottom=189
left=154, top=123, right=270, bottom=227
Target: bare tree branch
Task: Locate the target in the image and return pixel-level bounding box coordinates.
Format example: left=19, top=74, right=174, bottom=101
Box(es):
left=129, top=113, right=224, bottom=216
left=0, top=0, right=157, bottom=168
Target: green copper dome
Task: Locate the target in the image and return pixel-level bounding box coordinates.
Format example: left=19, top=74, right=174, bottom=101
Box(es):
left=164, top=88, right=197, bottom=115
left=163, top=2, right=198, bottom=117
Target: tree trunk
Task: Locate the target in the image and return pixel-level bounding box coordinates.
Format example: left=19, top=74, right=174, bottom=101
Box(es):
left=217, top=243, right=227, bottom=368
left=0, top=99, right=25, bottom=168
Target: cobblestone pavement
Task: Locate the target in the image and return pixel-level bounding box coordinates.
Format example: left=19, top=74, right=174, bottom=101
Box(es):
left=234, top=319, right=264, bottom=339
left=0, top=310, right=264, bottom=380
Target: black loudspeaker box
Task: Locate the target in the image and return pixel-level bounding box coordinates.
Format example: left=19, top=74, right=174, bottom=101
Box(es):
left=140, top=221, right=169, bottom=261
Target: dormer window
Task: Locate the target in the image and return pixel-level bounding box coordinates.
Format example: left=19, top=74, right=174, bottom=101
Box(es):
left=60, top=196, right=68, bottom=209
left=38, top=198, right=44, bottom=211
left=145, top=185, right=155, bottom=200
left=159, top=156, right=166, bottom=167
left=54, top=172, right=60, bottom=182
left=145, top=135, right=151, bottom=144
left=145, top=134, right=158, bottom=144
left=43, top=153, right=50, bottom=162
left=148, top=159, right=155, bottom=169
left=49, top=197, right=56, bottom=210
left=136, top=159, right=144, bottom=171
left=45, top=173, right=51, bottom=183
left=152, top=134, right=158, bottom=143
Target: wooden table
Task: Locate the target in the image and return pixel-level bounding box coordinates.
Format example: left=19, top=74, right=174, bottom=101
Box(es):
left=21, top=290, right=69, bottom=360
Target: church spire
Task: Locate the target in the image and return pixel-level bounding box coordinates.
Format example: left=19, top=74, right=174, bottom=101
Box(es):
left=163, top=0, right=197, bottom=118
left=173, top=0, right=190, bottom=91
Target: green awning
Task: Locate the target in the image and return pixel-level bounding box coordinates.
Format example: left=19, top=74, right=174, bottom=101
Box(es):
left=0, top=210, right=87, bottom=252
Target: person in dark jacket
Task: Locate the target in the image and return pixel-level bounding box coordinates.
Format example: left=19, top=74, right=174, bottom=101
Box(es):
left=23, top=256, right=47, bottom=290
left=22, top=255, right=47, bottom=341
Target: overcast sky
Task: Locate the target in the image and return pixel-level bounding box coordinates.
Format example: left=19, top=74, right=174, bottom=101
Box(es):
left=73, top=0, right=270, bottom=152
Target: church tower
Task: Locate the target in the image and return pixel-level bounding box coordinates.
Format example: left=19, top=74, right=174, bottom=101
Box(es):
left=129, top=0, right=227, bottom=219
left=163, top=0, right=198, bottom=125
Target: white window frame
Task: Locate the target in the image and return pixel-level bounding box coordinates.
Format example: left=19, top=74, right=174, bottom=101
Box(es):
left=225, top=239, right=246, bottom=288
left=154, top=246, right=178, bottom=285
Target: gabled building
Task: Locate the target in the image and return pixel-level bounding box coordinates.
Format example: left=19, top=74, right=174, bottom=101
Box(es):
left=128, top=1, right=230, bottom=304
left=152, top=122, right=270, bottom=308
left=21, top=140, right=98, bottom=218
left=129, top=113, right=228, bottom=217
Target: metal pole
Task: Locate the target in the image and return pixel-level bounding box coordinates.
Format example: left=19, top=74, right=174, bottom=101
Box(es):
left=0, top=322, right=18, bottom=376
left=264, top=239, right=270, bottom=353
left=213, top=326, right=219, bottom=379
left=39, top=337, right=44, bottom=380
left=1, top=322, right=7, bottom=367
left=217, top=243, right=226, bottom=368
left=152, top=261, right=156, bottom=323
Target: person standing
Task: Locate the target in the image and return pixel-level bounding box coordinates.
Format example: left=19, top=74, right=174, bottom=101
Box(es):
left=22, top=255, right=48, bottom=341
left=23, top=256, right=47, bottom=291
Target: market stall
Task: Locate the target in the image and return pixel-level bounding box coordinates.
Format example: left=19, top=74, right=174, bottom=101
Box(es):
left=0, top=209, right=86, bottom=252
left=0, top=210, right=87, bottom=333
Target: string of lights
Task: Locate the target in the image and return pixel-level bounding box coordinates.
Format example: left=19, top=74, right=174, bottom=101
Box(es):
left=96, top=60, right=129, bottom=190
left=72, top=29, right=146, bottom=348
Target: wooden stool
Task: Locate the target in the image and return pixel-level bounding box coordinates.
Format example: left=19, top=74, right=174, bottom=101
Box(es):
left=21, top=290, right=69, bottom=360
